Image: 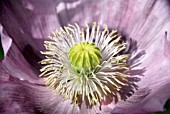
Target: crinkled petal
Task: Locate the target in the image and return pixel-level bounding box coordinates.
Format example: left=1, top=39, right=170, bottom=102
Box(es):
left=0, top=71, right=91, bottom=114
left=2, top=42, right=44, bottom=84
left=0, top=80, right=75, bottom=114
left=0, top=0, right=61, bottom=82
left=0, top=66, right=38, bottom=114
left=0, top=56, right=95, bottom=114
left=68, top=0, right=169, bottom=49
left=0, top=24, right=43, bottom=84
left=0, top=0, right=60, bottom=51
left=101, top=32, right=170, bottom=114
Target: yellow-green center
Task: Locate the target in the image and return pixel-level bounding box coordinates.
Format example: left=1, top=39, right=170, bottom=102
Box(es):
left=68, top=42, right=102, bottom=74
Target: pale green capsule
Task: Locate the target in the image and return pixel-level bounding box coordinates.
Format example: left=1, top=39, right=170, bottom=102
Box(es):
left=68, top=42, right=102, bottom=74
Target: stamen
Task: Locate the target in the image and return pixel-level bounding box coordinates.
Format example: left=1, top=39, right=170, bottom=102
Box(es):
left=40, top=22, right=131, bottom=108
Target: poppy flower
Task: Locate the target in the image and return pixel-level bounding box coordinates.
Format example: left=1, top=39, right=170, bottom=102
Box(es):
left=0, top=0, right=170, bottom=114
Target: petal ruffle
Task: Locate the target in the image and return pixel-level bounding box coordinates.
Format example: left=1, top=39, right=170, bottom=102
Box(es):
left=0, top=0, right=60, bottom=51
left=0, top=24, right=44, bottom=84
left=2, top=42, right=44, bottom=84
left=0, top=69, right=38, bottom=114
left=0, top=0, right=61, bottom=82
left=106, top=32, right=170, bottom=114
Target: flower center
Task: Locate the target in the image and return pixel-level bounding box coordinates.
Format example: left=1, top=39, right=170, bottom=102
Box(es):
left=68, top=42, right=102, bottom=75
left=40, top=22, right=135, bottom=109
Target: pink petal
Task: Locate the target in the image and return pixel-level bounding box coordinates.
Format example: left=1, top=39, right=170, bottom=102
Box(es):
left=1, top=0, right=60, bottom=51
left=104, top=32, right=170, bottom=114
left=0, top=74, right=37, bottom=114
left=2, top=42, right=44, bottom=84
left=69, top=0, right=170, bottom=50
left=0, top=23, right=43, bottom=84
left=0, top=0, right=64, bottom=84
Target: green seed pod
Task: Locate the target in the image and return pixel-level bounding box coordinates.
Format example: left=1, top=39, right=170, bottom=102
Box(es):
left=68, top=42, right=102, bottom=74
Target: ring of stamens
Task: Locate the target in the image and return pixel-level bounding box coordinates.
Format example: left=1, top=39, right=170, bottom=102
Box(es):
left=40, top=22, right=130, bottom=107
